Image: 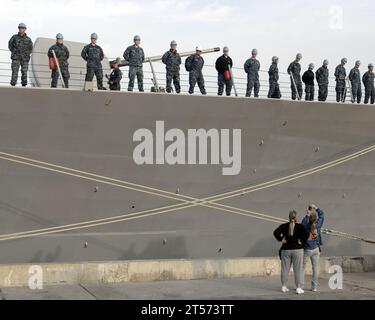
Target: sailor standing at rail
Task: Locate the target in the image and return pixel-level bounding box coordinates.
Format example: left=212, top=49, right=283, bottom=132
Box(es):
left=215, top=46, right=233, bottom=96
left=349, top=60, right=362, bottom=104
left=334, top=58, right=347, bottom=102
left=315, top=60, right=329, bottom=102
left=185, top=46, right=206, bottom=95
left=268, top=56, right=281, bottom=99
left=302, top=63, right=315, bottom=101
left=287, top=53, right=303, bottom=100
left=47, top=33, right=70, bottom=88
left=81, top=33, right=106, bottom=90
left=244, top=49, right=260, bottom=97
left=123, top=35, right=145, bottom=92
left=362, top=63, right=375, bottom=105
left=162, top=40, right=181, bottom=93
left=8, top=22, right=33, bottom=87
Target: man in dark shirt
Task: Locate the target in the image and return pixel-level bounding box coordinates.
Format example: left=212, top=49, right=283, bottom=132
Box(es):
left=302, top=63, right=315, bottom=101
left=215, top=46, right=233, bottom=96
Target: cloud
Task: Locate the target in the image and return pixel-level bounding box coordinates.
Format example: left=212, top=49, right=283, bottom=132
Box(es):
left=3, top=0, right=141, bottom=20
left=0, top=0, right=374, bottom=73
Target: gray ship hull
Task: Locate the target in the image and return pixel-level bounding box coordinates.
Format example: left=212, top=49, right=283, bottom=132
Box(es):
left=0, top=86, right=374, bottom=264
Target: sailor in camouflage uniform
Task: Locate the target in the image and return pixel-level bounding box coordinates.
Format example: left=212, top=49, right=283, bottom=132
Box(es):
left=287, top=53, right=303, bottom=100
left=124, top=35, right=145, bottom=92
left=47, top=33, right=70, bottom=88
left=81, top=33, right=106, bottom=90
left=185, top=46, right=206, bottom=95
left=334, top=58, right=347, bottom=102
left=8, top=23, right=33, bottom=87
left=362, top=63, right=375, bottom=105
left=162, top=40, right=181, bottom=93
left=348, top=60, right=362, bottom=104
left=315, top=60, right=329, bottom=102
left=268, top=56, right=281, bottom=99
left=244, top=48, right=260, bottom=97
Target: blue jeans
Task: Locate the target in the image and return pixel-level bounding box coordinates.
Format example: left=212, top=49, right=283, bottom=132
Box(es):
left=302, top=247, right=320, bottom=289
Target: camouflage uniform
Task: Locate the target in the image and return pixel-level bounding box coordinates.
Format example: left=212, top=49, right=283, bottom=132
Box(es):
left=362, top=71, right=375, bottom=104
left=8, top=32, right=33, bottom=86
left=268, top=62, right=281, bottom=99
left=123, top=45, right=145, bottom=92
left=81, top=44, right=105, bottom=89
left=315, top=66, right=329, bottom=101
left=287, top=61, right=303, bottom=100
left=185, top=55, right=206, bottom=94
left=334, top=64, right=346, bottom=102
left=47, top=43, right=70, bottom=88
left=244, top=58, right=260, bottom=97
left=349, top=67, right=362, bottom=104
left=215, top=54, right=233, bottom=96
left=162, top=49, right=181, bottom=93
left=108, top=68, right=122, bottom=91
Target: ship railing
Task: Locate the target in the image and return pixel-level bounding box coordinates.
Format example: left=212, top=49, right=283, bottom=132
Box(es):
left=0, top=48, right=357, bottom=103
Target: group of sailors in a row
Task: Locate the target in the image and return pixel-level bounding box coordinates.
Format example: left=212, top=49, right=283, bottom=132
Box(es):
left=8, top=23, right=375, bottom=104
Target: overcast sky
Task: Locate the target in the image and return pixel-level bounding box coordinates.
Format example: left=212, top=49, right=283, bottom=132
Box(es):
left=1, top=0, right=374, bottom=75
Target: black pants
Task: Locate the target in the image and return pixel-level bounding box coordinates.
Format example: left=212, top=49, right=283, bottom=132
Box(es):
left=109, top=83, right=121, bottom=91
left=85, top=67, right=104, bottom=89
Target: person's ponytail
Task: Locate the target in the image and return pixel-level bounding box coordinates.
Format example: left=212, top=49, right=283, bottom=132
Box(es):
left=309, top=211, right=318, bottom=240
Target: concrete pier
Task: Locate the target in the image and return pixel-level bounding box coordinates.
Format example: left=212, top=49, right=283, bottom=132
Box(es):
left=0, top=256, right=374, bottom=288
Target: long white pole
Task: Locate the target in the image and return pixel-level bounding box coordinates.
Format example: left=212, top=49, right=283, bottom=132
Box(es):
left=52, top=49, right=65, bottom=88
left=148, top=58, right=159, bottom=92
left=289, top=72, right=300, bottom=100
left=228, top=65, right=238, bottom=97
